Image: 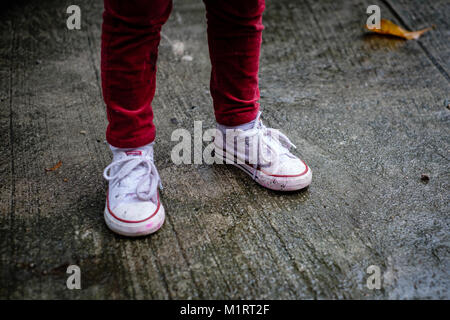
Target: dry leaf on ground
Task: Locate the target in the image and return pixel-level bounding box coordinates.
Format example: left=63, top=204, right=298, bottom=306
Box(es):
left=45, top=161, right=62, bottom=172
left=365, top=19, right=434, bottom=40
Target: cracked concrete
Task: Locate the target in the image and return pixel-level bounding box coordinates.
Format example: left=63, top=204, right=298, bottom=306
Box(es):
left=0, top=0, right=448, bottom=299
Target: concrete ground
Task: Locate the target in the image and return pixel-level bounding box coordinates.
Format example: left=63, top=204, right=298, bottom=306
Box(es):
left=0, top=0, right=449, bottom=299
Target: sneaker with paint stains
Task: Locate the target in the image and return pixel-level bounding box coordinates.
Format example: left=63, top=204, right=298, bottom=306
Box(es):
left=215, top=112, right=312, bottom=191
left=103, top=143, right=165, bottom=236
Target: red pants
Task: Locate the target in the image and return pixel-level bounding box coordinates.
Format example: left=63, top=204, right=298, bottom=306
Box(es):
left=102, top=0, right=265, bottom=148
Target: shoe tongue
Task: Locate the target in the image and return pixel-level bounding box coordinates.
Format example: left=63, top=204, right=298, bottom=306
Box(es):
left=112, top=149, right=145, bottom=161
left=110, top=146, right=153, bottom=179
left=112, top=146, right=153, bottom=161
left=110, top=143, right=154, bottom=157
left=118, top=152, right=151, bottom=196
left=125, top=150, right=143, bottom=157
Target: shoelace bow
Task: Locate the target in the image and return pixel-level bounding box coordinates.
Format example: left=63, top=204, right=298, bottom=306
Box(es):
left=240, top=112, right=297, bottom=179
left=103, top=154, right=162, bottom=201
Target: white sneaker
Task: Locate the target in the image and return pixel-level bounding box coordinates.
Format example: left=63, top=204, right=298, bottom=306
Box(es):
left=103, top=144, right=165, bottom=236
left=215, top=113, right=312, bottom=191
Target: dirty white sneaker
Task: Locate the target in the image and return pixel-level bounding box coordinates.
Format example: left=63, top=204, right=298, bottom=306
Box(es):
left=103, top=143, right=165, bottom=236
left=215, top=112, right=312, bottom=191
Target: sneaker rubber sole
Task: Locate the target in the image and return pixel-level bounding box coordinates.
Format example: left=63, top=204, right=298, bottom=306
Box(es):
left=104, top=202, right=165, bottom=237
left=215, top=148, right=312, bottom=191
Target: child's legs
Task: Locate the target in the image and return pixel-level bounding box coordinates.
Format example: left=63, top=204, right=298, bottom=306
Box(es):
left=102, top=0, right=172, bottom=148
left=203, top=0, right=265, bottom=126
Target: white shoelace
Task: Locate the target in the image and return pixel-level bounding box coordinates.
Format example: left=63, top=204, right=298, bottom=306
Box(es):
left=240, top=112, right=297, bottom=179
left=103, top=155, right=162, bottom=202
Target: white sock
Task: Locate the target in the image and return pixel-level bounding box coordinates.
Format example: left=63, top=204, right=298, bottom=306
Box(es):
left=216, top=118, right=257, bottom=135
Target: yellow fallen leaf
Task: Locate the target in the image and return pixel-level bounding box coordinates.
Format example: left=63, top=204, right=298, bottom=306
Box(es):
left=45, top=161, right=62, bottom=172
left=365, top=19, right=434, bottom=40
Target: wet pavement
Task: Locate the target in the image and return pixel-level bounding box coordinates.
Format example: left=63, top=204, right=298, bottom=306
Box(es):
left=0, top=0, right=449, bottom=299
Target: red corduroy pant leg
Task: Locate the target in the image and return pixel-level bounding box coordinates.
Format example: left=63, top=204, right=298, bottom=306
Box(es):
left=102, top=0, right=265, bottom=148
